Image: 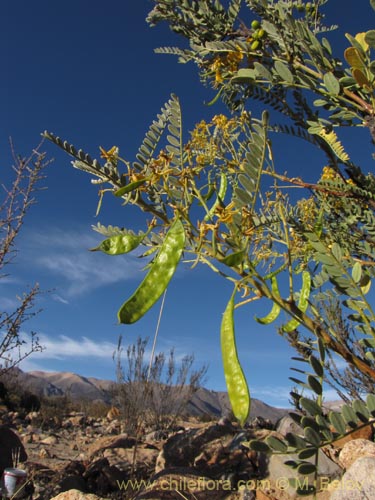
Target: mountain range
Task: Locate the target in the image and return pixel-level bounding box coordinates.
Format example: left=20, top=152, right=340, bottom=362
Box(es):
left=7, top=368, right=288, bottom=423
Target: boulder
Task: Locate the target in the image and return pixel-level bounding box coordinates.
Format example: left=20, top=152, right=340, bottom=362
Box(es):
left=257, top=450, right=341, bottom=500
left=156, top=422, right=256, bottom=484
left=87, top=434, right=136, bottom=459
left=329, top=456, right=375, bottom=499
left=331, top=422, right=373, bottom=449
left=338, top=438, right=375, bottom=469
left=49, top=490, right=108, bottom=500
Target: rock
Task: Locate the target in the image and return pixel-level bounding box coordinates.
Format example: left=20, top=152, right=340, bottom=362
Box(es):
left=40, top=434, right=59, bottom=445
left=257, top=449, right=342, bottom=500
left=49, top=489, right=108, bottom=500
left=275, top=415, right=303, bottom=437
left=87, top=434, right=136, bottom=459
left=331, top=422, right=373, bottom=449
left=329, top=456, right=375, bottom=499
left=0, top=425, right=27, bottom=475
left=84, top=458, right=127, bottom=496
left=338, top=438, right=375, bottom=469
left=156, top=422, right=234, bottom=472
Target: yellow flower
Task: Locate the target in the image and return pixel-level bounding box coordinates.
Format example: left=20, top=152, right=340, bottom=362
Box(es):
left=320, top=166, right=337, bottom=181
left=99, top=146, right=119, bottom=162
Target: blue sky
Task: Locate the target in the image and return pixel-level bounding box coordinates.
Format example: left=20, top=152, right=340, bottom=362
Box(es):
left=2, top=1, right=375, bottom=407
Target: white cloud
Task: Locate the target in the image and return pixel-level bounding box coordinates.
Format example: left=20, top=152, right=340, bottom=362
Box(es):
left=23, top=227, right=145, bottom=297
left=51, top=294, right=69, bottom=305
left=34, top=334, right=117, bottom=360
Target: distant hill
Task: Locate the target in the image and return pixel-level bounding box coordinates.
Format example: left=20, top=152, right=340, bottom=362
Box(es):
left=7, top=369, right=288, bottom=423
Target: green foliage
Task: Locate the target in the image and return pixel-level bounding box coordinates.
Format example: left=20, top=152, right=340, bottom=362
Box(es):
left=248, top=339, right=375, bottom=496
left=46, top=1, right=375, bottom=444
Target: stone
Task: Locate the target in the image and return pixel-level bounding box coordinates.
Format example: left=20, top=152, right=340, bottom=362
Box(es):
left=331, top=422, right=373, bottom=449
left=49, top=490, right=108, bottom=500
left=0, top=425, right=27, bottom=475
left=330, top=456, right=375, bottom=499
left=275, top=416, right=303, bottom=437
left=257, top=449, right=342, bottom=500
left=87, top=434, right=136, bottom=459
left=40, top=434, right=59, bottom=445
left=338, top=438, right=375, bottom=469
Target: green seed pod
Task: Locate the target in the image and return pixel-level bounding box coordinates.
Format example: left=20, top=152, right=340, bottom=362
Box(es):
left=204, top=173, right=228, bottom=221
left=255, top=276, right=281, bottom=324
left=91, top=233, right=145, bottom=255
left=221, top=290, right=250, bottom=426
left=117, top=218, right=185, bottom=324
left=251, top=40, right=260, bottom=51
left=257, top=29, right=265, bottom=39
left=251, top=20, right=260, bottom=30
left=282, top=271, right=311, bottom=333
left=114, top=179, right=147, bottom=197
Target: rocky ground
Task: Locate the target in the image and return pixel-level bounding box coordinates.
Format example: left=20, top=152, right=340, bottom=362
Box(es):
left=1, top=407, right=375, bottom=500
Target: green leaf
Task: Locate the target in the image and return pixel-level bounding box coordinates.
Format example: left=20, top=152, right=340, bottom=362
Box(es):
left=352, top=399, right=370, bottom=422
left=285, top=433, right=307, bottom=449
left=231, top=68, right=256, bottom=83
left=365, top=30, right=375, bottom=48
left=266, top=435, right=288, bottom=452
left=248, top=440, right=270, bottom=453
left=366, top=394, right=375, bottom=415
left=317, top=339, right=326, bottom=363
left=298, top=447, right=318, bottom=460
left=323, top=72, right=340, bottom=95
left=307, top=375, right=322, bottom=395
left=304, top=427, right=321, bottom=447
left=329, top=412, right=346, bottom=434
left=300, top=397, right=322, bottom=416
left=274, top=61, right=294, bottom=83
left=331, top=242, right=342, bottom=261
left=341, top=404, right=358, bottom=427
left=220, top=250, right=246, bottom=268
left=309, top=355, right=324, bottom=377
left=352, top=262, right=362, bottom=283
left=297, top=462, right=317, bottom=475
left=254, top=62, right=273, bottom=81
left=371, top=0, right=375, bottom=12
